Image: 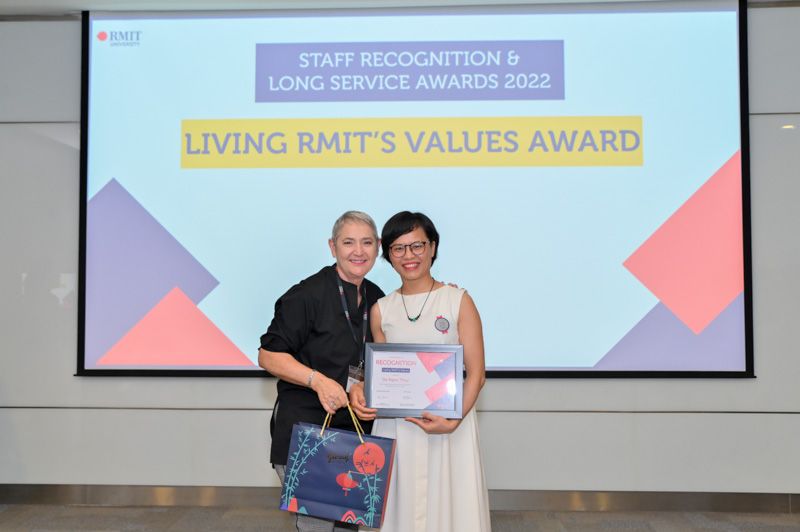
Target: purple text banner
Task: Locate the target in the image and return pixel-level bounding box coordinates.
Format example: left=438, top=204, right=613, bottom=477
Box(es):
left=255, top=40, right=564, bottom=102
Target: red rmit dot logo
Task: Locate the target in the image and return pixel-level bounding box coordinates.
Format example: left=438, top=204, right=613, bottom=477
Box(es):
left=97, top=31, right=108, bottom=41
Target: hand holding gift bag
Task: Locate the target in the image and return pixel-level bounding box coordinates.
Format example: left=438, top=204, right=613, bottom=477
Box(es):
left=280, top=404, right=396, bottom=528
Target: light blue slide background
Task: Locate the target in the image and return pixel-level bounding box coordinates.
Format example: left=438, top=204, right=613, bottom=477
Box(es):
left=86, top=4, right=741, bottom=369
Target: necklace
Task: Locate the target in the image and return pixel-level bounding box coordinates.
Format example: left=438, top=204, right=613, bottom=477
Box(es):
left=400, top=278, right=436, bottom=322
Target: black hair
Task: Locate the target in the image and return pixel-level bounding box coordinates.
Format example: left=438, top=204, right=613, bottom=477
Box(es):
left=381, top=211, right=440, bottom=264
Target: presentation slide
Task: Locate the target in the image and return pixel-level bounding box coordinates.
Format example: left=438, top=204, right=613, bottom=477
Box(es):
left=80, top=1, right=750, bottom=375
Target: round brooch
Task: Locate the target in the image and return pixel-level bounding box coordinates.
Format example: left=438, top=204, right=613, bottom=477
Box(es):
left=434, top=315, right=450, bottom=334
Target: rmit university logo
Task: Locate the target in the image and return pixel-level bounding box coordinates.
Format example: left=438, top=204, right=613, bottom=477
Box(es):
left=96, top=30, right=143, bottom=47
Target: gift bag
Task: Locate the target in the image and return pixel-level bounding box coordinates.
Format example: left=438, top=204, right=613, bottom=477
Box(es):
left=280, top=405, right=396, bottom=528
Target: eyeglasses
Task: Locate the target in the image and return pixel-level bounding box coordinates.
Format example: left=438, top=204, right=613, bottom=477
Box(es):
left=389, top=240, right=429, bottom=257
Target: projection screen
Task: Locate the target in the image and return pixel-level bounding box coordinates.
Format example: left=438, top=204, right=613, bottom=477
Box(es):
left=78, top=1, right=752, bottom=376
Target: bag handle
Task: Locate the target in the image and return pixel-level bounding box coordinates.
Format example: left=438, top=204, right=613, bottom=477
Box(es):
left=319, top=404, right=365, bottom=444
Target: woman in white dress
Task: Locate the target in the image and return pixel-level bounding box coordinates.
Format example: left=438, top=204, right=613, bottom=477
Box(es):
left=350, top=211, right=491, bottom=532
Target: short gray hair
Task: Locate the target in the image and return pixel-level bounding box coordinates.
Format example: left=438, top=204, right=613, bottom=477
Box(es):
left=331, top=211, right=379, bottom=242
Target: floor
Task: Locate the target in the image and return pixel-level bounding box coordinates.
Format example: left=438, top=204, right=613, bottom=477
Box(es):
left=0, top=505, right=799, bottom=531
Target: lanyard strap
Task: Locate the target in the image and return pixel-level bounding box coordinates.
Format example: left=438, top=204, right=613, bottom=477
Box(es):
left=335, top=275, right=368, bottom=358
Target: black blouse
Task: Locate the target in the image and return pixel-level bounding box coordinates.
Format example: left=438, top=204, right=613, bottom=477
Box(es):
left=260, top=265, right=384, bottom=465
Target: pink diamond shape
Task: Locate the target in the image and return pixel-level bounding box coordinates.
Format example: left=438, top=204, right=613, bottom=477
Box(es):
left=624, top=151, right=744, bottom=334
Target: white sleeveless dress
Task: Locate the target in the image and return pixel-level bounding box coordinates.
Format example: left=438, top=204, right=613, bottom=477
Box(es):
left=372, top=286, right=491, bottom=532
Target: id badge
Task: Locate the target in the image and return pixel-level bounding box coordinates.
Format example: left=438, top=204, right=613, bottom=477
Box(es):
left=346, top=364, right=365, bottom=392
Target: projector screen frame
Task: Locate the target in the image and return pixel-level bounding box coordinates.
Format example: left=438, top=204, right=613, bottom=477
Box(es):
left=76, top=1, right=754, bottom=379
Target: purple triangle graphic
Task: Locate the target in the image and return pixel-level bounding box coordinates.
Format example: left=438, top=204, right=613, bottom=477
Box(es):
left=425, top=395, right=455, bottom=411
left=84, top=179, right=219, bottom=368
left=593, top=293, right=745, bottom=371
left=434, top=355, right=455, bottom=379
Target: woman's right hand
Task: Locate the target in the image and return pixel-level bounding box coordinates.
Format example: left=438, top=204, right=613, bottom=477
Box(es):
left=311, top=372, right=348, bottom=415
left=349, top=381, right=378, bottom=421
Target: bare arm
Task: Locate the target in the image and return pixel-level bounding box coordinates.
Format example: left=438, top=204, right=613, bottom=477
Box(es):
left=370, top=302, right=386, bottom=343
left=455, top=292, right=486, bottom=417
left=405, top=291, right=486, bottom=434
left=258, top=348, right=348, bottom=416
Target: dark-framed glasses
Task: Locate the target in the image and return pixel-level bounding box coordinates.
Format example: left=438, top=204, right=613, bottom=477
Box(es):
left=389, top=240, right=429, bottom=257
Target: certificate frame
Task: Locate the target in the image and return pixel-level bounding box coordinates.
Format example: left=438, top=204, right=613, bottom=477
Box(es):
left=364, top=342, right=464, bottom=419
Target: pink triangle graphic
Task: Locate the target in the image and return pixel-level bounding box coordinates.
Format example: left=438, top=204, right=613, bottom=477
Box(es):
left=98, top=287, right=255, bottom=367
left=425, top=372, right=455, bottom=403
left=624, top=151, right=743, bottom=334
left=417, top=352, right=451, bottom=373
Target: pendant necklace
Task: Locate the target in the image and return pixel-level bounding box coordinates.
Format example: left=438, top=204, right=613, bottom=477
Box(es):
left=401, top=278, right=436, bottom=322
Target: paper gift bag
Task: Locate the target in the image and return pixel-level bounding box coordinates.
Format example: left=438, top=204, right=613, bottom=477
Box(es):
left=280, top=406, right=396, bottom=528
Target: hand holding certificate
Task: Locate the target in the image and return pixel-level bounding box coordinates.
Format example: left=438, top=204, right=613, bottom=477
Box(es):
left=364, top=343, right=464, bottom=419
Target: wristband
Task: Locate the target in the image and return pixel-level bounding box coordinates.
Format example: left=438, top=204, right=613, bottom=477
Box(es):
left=306, top=370, right=316, bottom=387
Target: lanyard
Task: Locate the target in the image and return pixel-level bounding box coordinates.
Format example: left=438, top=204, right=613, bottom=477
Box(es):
left=335, top=275, right=368, bottom=362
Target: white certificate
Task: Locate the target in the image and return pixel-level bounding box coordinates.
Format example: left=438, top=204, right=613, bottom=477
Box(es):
left=364, top=343, right=463, bottom=419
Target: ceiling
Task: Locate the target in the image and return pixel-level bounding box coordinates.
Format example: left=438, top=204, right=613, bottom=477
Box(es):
left=0, top=0, right=796, bottom=18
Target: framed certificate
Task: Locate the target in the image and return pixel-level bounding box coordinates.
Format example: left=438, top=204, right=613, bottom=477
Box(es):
left=364, top=343, right=464, bottom=419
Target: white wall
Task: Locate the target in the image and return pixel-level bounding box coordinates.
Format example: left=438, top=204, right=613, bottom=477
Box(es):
left=1, top=5, right=799, bottom=492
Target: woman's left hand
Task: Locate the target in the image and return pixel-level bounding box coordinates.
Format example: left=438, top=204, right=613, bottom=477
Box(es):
left=404, top=412, right=459, bottom=434
left=349, top=381, right=378, bottom=421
